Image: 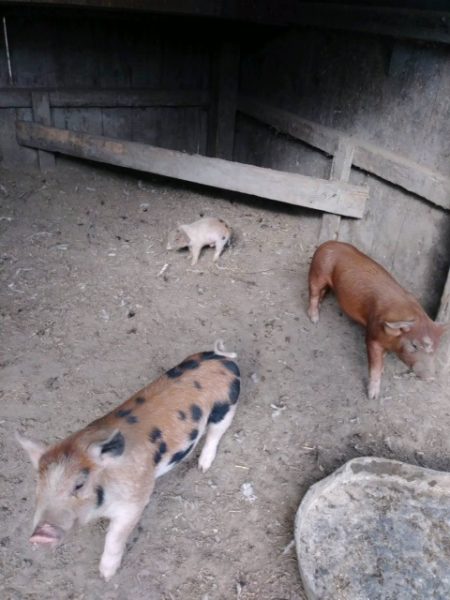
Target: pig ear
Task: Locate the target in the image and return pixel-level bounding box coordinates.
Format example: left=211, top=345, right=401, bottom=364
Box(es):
left=15, top=431, right=48, bottom=470
left=384, top=320, right=415, bottom=336
left=88, top=429, right=125, bottom=463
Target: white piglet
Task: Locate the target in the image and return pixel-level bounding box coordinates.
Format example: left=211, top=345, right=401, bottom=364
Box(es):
left=167, top=217, right=231, bottom=265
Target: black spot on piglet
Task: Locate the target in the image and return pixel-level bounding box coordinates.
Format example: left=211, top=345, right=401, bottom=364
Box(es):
left=135, top=396, right=145, bottom=405
left=149, top=428, right=162, bottom=443
left=170, top=443, right=194, bottom=465
left=126, top=415, right=139, bottom=424
left=166, top=366, right=183, bottom=379
left=222, top=360, right=240, bottom=378
left=96, top=486, right=104, bottom=508
left=208, top=402, right=229, bottom=424
left=178, top=410, right=186, bottom=421
left=179, top=359, right=199, bottom=371
left=193, top=380, right=202, bottom=390
left=199, top=351, right=220, bottom=361
left=191, top=404, right=203, bottom=422
left=101, top=431, right=125, bottom=457
left=167, top=359, right=200, bottom=379
left=229, top=378, right=240, bottom=404
left=116, top=409, right=132, bottom=418
left=189, top=429, right=198, bottom=441
left=154, top=441, right=168, bottom=464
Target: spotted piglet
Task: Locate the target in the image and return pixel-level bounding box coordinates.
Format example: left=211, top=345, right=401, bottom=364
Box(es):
left=16, top=341, right=240, bottom=581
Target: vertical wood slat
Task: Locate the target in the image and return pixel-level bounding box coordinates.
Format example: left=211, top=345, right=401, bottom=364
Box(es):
left=437, top=269, right=450, bottom=323
left=436, top=268, right=450, bottom=371
left=31, top=91, right=55, bottom=170
left=206, top=40, right=240, bottom=160
left=318, top=139, right=355, bottom=243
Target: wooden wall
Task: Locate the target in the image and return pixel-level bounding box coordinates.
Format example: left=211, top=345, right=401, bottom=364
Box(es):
left=1, top=8, right=449, bottom=311
left=236, top=29, right=450, bottom=313
left=0, top=9, right=216, bottom=164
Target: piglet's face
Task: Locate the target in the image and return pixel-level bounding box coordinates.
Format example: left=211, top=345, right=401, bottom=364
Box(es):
left=385, top=319, right=445, bottom=378
left=166, top=229, right=189, bottom=250
left=17, top=429, right=123, bottom=546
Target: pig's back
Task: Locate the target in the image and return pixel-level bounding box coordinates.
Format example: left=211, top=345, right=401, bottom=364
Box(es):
left=85, top=352, right=240, bottom=457
left=312, top=241, right=415, bottom=324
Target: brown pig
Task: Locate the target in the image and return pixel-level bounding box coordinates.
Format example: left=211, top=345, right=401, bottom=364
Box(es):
left=17, top=341, right=240, bottom=580
left=307, top=241, right=446, bottom=399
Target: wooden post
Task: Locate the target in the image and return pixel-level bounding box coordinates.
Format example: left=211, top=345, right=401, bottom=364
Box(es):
left=31, top=91, right=55, bottom=170
left=437, top=268, right=450, bottom=370
left=437, top=268, right=450, bottom=323
left=207, top=40, right=240, bottom=160
left=319, top=139, right=355, bottom=244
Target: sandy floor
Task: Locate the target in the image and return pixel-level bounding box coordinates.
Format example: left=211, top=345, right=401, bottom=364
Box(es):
left=1, top=159, right=449, bottom=600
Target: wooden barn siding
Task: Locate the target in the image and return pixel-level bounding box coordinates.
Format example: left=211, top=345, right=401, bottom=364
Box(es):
left=0, top=12, right=211, bottom=164
left=236, top=29, right=450, bottom=314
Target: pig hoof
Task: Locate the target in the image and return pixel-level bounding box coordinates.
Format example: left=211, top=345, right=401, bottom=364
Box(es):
left=368, top=382, right=380, bottom=400
left=99, top=557, right=120, bottom=581
left=308, top=310, right=319, bottom=324
left=198, top=449, right=216, bottom=473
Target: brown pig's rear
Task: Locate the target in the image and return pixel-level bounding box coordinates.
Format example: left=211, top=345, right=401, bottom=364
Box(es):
left=308, top=241, right=445, bottom=399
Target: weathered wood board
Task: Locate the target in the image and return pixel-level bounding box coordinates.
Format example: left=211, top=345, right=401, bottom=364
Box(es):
left=31, top=91, right=55, bottom=170
left=0, top=88, right=209, bottom=109
left=4, top=1, right=450, bottom=45
left=238, top=96, right=450, bottom=211
left=437, top=269, right=450, bottom=323
left=207, top=41, right=240, bottom=159
left=319, top=139, right=355, bottom=244
left=16, top=121, right=368, bottom=217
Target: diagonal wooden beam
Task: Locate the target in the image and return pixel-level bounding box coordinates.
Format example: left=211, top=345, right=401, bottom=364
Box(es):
left=16, top=121, right=368, bottom=218
left=238, top=96, right=450, bottom=211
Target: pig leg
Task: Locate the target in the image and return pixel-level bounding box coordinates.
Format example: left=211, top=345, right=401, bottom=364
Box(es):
left=307, top=278, right=328, bottom=324
left=198, top=404, right=237, bottom=473
left=366, top=338, right=385, bottom=400
left=190, top=243, right=202, bottom=266
left=99, top=502, right=147, bottom=581
left=212, top=238, right=227, bottom=262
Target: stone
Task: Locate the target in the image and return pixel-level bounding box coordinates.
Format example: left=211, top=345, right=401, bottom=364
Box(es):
left=295, top=457, right=450, bottom=600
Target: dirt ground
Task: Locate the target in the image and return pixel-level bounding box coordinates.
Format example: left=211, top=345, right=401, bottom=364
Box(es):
left=1, top=159, right=449, bottom=600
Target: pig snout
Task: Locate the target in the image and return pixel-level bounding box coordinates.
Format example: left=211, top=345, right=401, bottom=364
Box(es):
left=30, top=523, right=65, bottom=545
left=411, top=355, right=436, bottom=379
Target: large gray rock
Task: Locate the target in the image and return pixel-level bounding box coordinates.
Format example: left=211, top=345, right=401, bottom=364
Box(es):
left=295, top=457, right=450, bottom=600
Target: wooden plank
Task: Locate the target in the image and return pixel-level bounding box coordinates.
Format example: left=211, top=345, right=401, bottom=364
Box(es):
left=0, top=108, right=37, bottom=165
left=238, top=95, right=337, bottom=156
left=31, top=91, right=55, bottom=170
left=330, top=139, right=354, bottom=183
left=318, top=214, right=341, bottom=244
left=50, top=89, right=209, bottom=108
left=2, top=2, right=450, bottom=45
left=319, top=140, right=355, bottom=244
left=16, top=121, right=369, bottom=218
left=437, top=268, right=450, bottom=323
left=0, top=89, right=30, bottom=108
left=353, top=143, right=450, bottom=211
left=0, top=88, right=209, bottom=109
left=291, top=4, right=450, bottom=46
left=207, top=41, right=240, bottom=160
left=238, top=96, right=450, bottom=211
left=437, top=268, right=450, bottom=369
